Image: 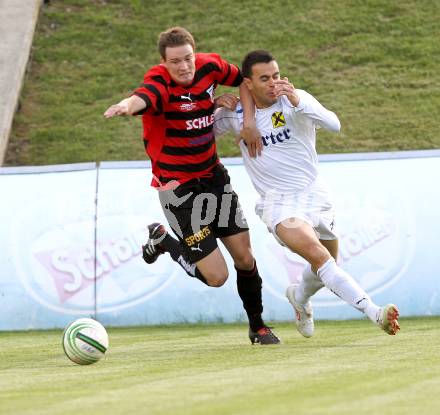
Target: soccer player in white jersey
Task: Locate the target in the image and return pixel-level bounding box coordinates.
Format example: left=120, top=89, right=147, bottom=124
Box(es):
left=213, top=50, right=400, bottom=337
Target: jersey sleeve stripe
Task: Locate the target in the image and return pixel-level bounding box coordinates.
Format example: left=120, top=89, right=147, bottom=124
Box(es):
left=151, top=75, right=168, bottom=88
left=132, top=92, right=152, bottom=114
left=227, top=69, right=243, bottom=87
left=143, top=83, right=164, bottom=114
left=191, top=62, right=219, bottom=85
left=220, top=64, right=231, bottom=85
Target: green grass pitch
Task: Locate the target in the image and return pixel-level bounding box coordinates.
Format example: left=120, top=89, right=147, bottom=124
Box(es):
left=0, top=318, right=439, bottom=415
left=6, top=0, right=440, bottom=165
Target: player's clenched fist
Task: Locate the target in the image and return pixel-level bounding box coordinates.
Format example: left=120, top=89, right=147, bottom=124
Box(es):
left=273, top=77, right=300, bottom=107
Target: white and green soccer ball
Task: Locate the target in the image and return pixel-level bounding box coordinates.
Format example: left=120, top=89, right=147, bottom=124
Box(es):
left=62, top=318, right=109, bottom=365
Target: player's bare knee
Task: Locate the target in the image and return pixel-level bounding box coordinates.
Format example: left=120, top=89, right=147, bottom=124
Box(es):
left=233, top=253, right=255, bottom=271
left=201, top=267, right=229, bottom=287
left=205, top=273, right=228, bottom=287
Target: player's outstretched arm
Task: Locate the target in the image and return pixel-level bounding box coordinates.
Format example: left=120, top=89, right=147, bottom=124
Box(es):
left=103, top=95, right=147, bottom=118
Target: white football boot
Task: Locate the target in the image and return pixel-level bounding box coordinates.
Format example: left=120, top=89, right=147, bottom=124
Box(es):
left=376, top=304, right=400, bottom=335
left=286, top=284, right=314, bottom=338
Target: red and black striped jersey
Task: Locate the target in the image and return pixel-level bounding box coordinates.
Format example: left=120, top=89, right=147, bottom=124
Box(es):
left=134, top=53, right=242, bottom=187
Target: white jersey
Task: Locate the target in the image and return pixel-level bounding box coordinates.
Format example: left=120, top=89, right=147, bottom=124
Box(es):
left=214, top=90, right=340, bottom=196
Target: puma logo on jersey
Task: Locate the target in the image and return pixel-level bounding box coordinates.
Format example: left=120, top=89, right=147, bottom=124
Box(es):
left=181, top=93, right=192, bottom=102
left=271, top=111, right=286, bottom=128
left=186, top=114, right=215, bottom=130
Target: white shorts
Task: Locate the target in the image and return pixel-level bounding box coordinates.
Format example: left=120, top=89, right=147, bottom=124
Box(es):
left=255, top=176, right=338, bottom=245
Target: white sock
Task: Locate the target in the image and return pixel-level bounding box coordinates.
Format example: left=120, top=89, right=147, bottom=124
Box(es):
left=317, top=258, right=380, bottom=322
left=295, top=263, right=324, bottom=304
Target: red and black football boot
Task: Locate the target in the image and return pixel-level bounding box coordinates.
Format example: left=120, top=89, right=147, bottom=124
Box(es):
left=248, top=326, right=281, bottom=345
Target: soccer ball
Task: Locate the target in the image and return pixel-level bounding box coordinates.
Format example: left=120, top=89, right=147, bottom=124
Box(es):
left=62, top=318, right=109, bottom=365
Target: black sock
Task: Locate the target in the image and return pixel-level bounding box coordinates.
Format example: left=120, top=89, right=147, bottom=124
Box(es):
left=236, top=262, right=265, bottom=332
left=160, top=233, right=208, bottom=285
left=160, top=233, right=181, bottom=259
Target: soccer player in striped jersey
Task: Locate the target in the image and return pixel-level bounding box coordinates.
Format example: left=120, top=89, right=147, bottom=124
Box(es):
left=214, top=50, right=400, bottom=337
left=104, top=28, right=279, bottom=344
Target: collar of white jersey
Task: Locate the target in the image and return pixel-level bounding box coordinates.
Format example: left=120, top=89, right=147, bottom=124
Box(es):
left=255, top=96, right=286, bottom=113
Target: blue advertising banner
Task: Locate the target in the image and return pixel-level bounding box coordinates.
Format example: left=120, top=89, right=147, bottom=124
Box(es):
left=0, top=152, right=439, bottom=330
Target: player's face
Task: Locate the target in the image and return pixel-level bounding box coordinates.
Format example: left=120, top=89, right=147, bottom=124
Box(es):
left=245, top=61, right=280, bottom=108
left=162, top=44, right=196, bottom=86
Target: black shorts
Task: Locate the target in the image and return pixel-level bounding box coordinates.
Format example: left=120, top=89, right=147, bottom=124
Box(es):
left=158, top=163, right=249, bottom=262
